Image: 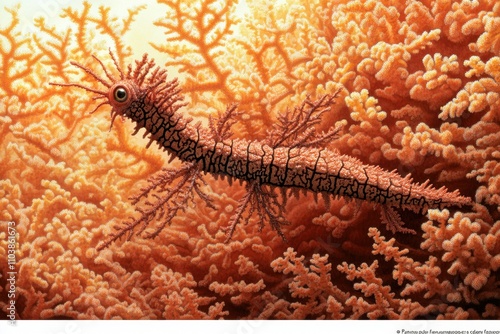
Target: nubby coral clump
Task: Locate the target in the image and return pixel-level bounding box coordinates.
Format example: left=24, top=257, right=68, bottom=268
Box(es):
left=1, top=0, right=499, bottom=320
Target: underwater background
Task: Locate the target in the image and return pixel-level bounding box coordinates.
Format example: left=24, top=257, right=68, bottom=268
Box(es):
left=0, top=0, right=499, bottom=319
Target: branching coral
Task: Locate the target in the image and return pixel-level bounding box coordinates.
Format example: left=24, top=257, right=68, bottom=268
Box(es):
left=1, top=0, right=499, bottom=320
left=1, top=1, right=173, bottom=320
left=271, top=247, right=349, bottom=319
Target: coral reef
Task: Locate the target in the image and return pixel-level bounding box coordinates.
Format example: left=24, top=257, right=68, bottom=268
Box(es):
left=1, top=0, right=499, bottom=319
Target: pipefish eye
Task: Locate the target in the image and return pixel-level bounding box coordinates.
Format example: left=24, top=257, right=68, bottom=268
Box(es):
left=113, top=86, right=128, bottom=102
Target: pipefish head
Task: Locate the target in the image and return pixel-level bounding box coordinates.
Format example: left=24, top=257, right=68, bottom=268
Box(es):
left=50, top=49, right=180, bottom=131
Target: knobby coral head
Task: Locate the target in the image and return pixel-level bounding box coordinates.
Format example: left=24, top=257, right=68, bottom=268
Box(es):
left=51, top=49, right=185, bottom=132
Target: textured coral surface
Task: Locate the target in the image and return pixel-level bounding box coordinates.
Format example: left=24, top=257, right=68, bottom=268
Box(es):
left=0, top=0, right=499, bottom=319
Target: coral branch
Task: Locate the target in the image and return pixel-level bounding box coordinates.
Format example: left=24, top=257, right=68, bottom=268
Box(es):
left=223, top=181, right=288, bottom=242
left=267, top=91, right=343, bottom=149
left=97, top=162, right=215, bottom=250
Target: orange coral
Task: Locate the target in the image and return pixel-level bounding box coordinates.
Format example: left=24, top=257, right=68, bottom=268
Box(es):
left=1, top=0, right=499, bottom=320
